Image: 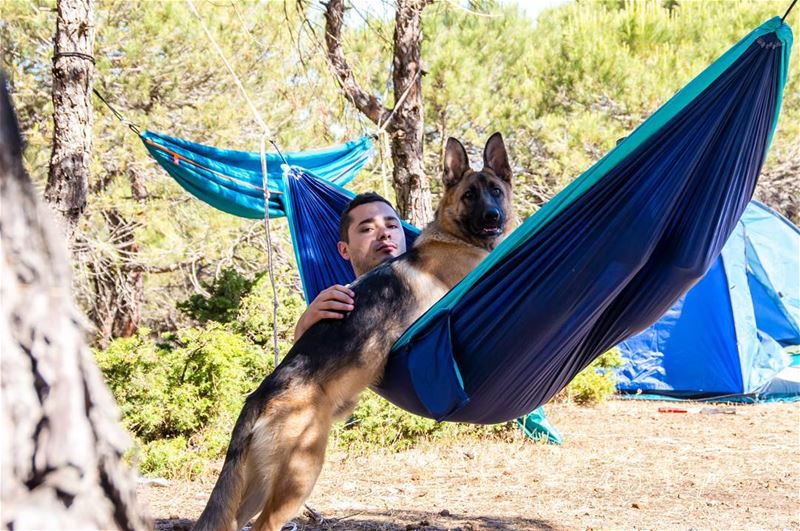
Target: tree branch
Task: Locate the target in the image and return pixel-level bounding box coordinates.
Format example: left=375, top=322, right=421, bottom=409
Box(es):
left=324, top=0, right=390, bottom=126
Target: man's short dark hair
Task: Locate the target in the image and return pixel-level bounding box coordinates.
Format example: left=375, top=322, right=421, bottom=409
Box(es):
left=339, top=192, right=396, bottom=242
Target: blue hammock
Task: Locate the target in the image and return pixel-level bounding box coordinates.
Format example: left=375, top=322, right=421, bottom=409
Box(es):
left=141, top=130, right=372, bottom=218
left=146, top=18, right=792, bottom=424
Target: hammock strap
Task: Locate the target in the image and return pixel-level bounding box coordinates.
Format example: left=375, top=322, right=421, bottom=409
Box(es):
left=375, top=69, right=421, bottom=136
left=93, top=88, right=140, bottom=135
left=379, top=131, right=391, bottom=198
left=783, top=0, right=797, bottom=23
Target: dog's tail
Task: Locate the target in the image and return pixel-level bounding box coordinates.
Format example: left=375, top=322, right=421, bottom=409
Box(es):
left=193, top=388, right=269, bottom=531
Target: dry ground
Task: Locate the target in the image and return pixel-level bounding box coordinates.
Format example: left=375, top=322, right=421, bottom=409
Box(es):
left=139, top=399, right=799, bottom=530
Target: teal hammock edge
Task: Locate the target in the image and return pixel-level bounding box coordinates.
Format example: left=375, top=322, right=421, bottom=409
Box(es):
left=516, top=408, right=563, bottom=444
left=141, top=130, right=373, bottom=219
left=392, top=17, right=793, bottom=353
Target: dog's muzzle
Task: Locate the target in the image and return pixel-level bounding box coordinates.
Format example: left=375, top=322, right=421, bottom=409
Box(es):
left=476, top=208, right=503, bottom=237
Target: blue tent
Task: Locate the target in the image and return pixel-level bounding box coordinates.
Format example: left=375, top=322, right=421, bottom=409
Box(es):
left=617, top=201, right=800, bottom=400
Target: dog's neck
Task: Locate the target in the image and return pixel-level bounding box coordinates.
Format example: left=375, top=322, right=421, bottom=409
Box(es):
left=414, top=219, right=501, bottom=252
left=406, top=219, right=494, bottom=289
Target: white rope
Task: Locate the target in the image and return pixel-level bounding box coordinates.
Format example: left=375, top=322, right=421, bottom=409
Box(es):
left=260, top=137, right=280, bottom=367
left=375, top=69, right=421, bottom=135
left=185, top=0, right=272, bottom=138
left=186, top=0, right=281, bottom=365
left=380, top=131, right=390, bottom=199
left=372, top=70, right=422, bottom=202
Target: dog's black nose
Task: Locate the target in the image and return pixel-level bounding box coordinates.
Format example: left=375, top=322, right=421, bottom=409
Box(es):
left=484, top=208, right=501, bottom=224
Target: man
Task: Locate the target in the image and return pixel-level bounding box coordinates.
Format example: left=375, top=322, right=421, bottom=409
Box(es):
left=293, top=192, right=407, bottom=341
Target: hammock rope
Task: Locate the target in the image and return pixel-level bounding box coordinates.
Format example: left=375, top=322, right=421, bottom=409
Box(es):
left=184, top=0, right=284, bottom=365
left=93, top=88, right=140, bottom=135
left=783, top=0, right=797, bottom=22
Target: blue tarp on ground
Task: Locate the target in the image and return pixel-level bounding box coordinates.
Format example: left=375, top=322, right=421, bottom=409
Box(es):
left=617, top=201, right=800, bottom=400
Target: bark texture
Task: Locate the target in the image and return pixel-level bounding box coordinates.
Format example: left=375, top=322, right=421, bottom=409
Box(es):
left=324, top=0, right=434, bottom=226
left=0, top=77, right=149, bottom=531
left=45, top=0, right=95, bottom=244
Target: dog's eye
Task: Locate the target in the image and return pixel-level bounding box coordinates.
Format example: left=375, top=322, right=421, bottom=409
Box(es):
left=491, top=187, right=502, bottom=197
left=463, top=190, right=476, bottom=201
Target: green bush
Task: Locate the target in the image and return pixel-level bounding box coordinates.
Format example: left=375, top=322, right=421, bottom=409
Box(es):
left=99, top=263, right=619, bottom=477
left=235, top=271, right=307, bottom=347
left=98, top=325, right=269, bottom=442
left=136, top=437, right=205, bottom=479
left=176, top=268, right=258, bottom=325
left=556, top=348, right=623, bottom=405
left=97, top=320, right=275, bottom=477
left=98, top=269, right=310, bottom=478
left=331, top=391, right=515, bottom=453
left=101, top=331, right=621, bottom=477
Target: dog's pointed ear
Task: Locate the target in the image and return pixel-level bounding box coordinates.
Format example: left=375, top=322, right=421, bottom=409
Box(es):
left=443, top=137, right=470, bottom=188
left=483, top=132, right=511, bottom=183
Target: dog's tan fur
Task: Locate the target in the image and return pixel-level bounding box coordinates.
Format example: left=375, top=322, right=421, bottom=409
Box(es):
left=194, top=133, right=514, bottom=531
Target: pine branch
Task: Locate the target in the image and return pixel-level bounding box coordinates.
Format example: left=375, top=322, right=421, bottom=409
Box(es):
left=323, top=0, right=391, bottom=126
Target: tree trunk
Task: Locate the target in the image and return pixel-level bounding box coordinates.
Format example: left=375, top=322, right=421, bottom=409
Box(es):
left=45, top=0, right=95, bottom=244
left=389, top=0, right=434, bottom=226
left=324, top=0, right=433, bottom=226
left=1, top=76, right=149, bottom=531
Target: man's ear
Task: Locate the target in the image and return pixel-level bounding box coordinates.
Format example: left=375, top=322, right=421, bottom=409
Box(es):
left=443, top=137, right=470, bottom=188
left=483, top=132, right=511, bottom=183
left=337, top=241, right=350, bottom=261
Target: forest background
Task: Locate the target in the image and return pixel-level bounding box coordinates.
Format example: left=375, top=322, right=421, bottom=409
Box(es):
left=2, top=0, right=798, bottom=479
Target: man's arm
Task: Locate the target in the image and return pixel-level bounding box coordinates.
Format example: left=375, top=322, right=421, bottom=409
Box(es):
left=294, top=284, right=355, bottom=341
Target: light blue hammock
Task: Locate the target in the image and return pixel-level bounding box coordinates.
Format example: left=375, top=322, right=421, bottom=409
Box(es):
left=141, top=130, right=373, bottom=218
left=144, top=18, right=793, bottom=424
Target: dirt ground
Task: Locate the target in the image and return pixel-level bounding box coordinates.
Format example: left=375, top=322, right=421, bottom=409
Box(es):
left=139, top=399, right=799, bottom=530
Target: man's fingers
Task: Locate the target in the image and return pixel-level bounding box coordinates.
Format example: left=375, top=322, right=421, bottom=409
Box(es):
left=317, top=301, right=354, bottom=312
left=333, top=284, right=355, bottom=297
left=329, top=284, right=355, bottom=296
left=317, top=311, right=345, bottom=320
left=325, top=286, right=355, bottom=303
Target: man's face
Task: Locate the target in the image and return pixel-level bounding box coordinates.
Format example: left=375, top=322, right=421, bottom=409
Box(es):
left=337, top=201, right=407, bottom=277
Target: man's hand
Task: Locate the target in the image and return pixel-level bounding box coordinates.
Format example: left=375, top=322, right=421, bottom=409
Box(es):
left=294, top=284, right=355, bottom=341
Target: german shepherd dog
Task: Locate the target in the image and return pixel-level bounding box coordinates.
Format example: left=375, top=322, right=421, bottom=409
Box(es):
left=194, top=133, right=515, bottom=531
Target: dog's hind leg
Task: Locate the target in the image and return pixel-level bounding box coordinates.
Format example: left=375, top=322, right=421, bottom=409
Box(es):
left=194, top=401, right=263, bottom=531
left=231, top=452, right=276, bottom=530
left=248, top=385, right=334, bottom=531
